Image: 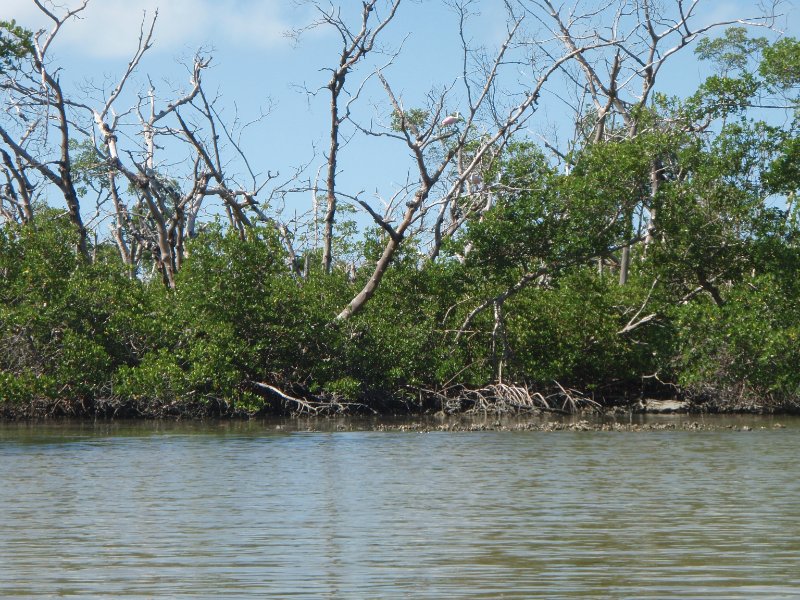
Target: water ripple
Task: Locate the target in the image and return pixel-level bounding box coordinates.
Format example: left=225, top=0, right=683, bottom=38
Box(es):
left=1, top=421, right=799, bottom=598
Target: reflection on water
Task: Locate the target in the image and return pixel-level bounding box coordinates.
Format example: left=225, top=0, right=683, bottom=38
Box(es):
left=1, top=417, right=799, bottom=598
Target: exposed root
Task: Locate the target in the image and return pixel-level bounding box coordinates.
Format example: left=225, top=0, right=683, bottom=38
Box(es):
left=464, top=383, right=549, bottom=414
left=551, top=381, right=602, bottom=414
left=430, top=382, right=602, bottom=415
left=682, top=383, right=800, bottom=414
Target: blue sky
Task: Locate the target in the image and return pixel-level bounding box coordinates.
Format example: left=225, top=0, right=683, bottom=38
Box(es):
left=4, top=0, right=798, bottom=232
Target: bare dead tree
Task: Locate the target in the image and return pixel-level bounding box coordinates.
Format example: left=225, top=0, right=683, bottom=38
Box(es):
left=0, top=147, right=35, bottom=224
left=518, top=0, right=781, bottom=284
left=83, top=35, right=208, bottom=287
left=441, top=0, right=783, bottom=351
left=98, top=53, right=286, bottom=288
left=0, top=1, right=291, bottom=287
left=293, top=0, right=402, bottom=274
left=334, top=1, right=611, bottom=320
left=2, top=0, right=781, bottom=302
left=0, top=1, right=91, bottom=259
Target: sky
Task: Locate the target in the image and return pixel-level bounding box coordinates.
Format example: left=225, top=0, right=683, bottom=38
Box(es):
left=3, top=0, right=798, bottom=232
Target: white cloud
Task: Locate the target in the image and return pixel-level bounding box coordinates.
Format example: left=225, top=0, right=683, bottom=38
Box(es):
left=4, top=0, right=292, bottom=58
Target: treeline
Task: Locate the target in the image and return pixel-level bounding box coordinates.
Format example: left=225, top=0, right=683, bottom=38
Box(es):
left=1, top=3, right=799, bottom=416
left=1, top=191, right=798, bottom=417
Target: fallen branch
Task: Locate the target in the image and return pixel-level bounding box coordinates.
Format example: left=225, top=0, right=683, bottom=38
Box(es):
left=250, top=381, right=320, bottom=415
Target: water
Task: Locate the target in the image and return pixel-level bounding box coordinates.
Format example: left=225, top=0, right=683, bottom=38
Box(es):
left=1, top=417, right=799, bottom=598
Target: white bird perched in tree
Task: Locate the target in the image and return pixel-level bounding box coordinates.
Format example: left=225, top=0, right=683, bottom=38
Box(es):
left=440, top=111, right=461, bottom=127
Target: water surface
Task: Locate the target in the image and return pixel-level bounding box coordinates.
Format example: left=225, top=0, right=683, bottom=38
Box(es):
left=1, top=417, right=799, bottom=598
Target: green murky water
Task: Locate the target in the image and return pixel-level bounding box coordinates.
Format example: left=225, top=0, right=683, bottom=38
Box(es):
left=1, top=416, right=799, bottom=598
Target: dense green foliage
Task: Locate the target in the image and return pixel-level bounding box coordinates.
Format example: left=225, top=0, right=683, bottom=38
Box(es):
left=1, top=28, right=799, bottom=416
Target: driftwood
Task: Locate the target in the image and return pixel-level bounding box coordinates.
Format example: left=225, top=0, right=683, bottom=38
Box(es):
left=249, top=381, right=376, bottom=416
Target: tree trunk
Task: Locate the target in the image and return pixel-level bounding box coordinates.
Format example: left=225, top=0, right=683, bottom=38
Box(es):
left=644, top=159, right=663, bottom=251
left=335, top=233, right=401, bottom=320
left=619, top=245, right=630, bottom=286
left=336, top=186, right=429, bottom=320
left=323, top=75, right=342, bottom=275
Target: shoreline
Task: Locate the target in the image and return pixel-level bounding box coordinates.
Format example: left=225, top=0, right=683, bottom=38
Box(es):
left=2, top=393, right=799, bottom=423
left=0, top=412, right=795, bottom=434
